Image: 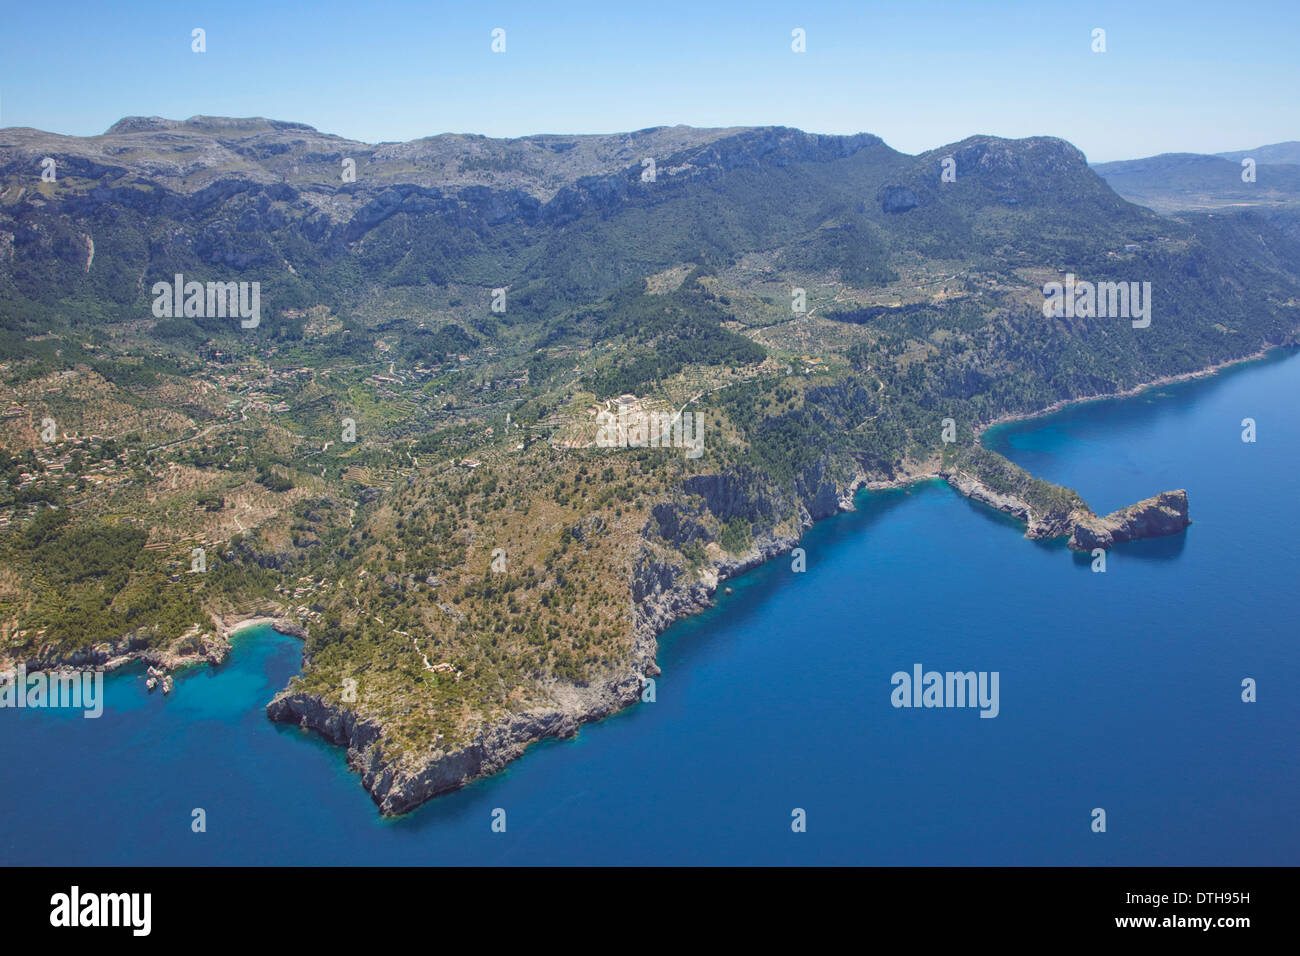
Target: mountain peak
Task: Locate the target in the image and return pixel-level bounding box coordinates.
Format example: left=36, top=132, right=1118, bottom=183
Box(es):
left=104, top=115, right=319, bottom=137
left=103, top=116, right=177, bottom=135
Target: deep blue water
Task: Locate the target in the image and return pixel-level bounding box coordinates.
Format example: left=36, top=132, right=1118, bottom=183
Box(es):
left=2, top=349, right=1297, bottom=865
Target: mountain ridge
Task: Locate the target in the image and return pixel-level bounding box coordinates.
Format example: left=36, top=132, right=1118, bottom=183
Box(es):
left=1094, top=143, right=1300, bottom=213
left=2, top=115, right=1297, bottom=814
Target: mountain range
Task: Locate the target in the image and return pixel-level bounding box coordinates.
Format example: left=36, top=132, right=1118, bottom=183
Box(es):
left=1094, top=141, right=1300, bottom=214
left=1, top=118, right=1297, bottom=812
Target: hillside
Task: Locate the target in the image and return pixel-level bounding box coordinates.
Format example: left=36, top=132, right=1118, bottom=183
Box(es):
left=2, top=118, right=1298, bottom=812
left=1094, top=144, right=1300, bottom=214
left=1216, top=141, right=1300, bottom=167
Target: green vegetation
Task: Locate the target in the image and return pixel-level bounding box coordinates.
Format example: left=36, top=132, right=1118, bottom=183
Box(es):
left=720, top=516, right=753, bottom=553
left=2, top=122, right=1298, bottom=772
left=582, top=276, right=766, bottom=397
left=944, top=444, right=1086, bottom=516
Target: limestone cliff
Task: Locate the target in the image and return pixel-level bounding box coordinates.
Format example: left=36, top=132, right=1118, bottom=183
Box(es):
left=1067, top=490, right=1191, bottom=551
left=265, top=450, right=1189, bottom=815
left=939, top=465, right=1190, bottom=551
left=267, top=454, right=846, bottom=816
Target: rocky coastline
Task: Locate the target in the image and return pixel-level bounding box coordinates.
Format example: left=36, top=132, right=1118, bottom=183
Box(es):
left=973, top=346, right=1281, bottom=438
left=19, top=364, right=1219, bottom=814
left=266, top=458, right=845, bottom=815
left=936, top=468, right=1190, bottom=550
left=264, top=414, right=1196, bottom=814
left=1, top=610, right=307, bottom=691
left=1066, top=490, right=1192, bottom=551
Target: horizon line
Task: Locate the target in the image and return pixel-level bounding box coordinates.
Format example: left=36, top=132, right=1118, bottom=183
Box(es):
left=3, top=115, right=1295, bottom=166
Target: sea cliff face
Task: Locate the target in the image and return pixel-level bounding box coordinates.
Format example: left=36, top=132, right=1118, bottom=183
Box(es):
left=940, top=469, right=1190, bottom=550
left=267, top=618, right=658, bottom=815
left=267, top=682, right=645, bottom=816
left=265, top=446, right=1191, bottom=815
left=1067, top=490, right=1191, bottom=551
left=267, top=454, right=849, bottom=815
left=941, top=467, right=1072, bottom=538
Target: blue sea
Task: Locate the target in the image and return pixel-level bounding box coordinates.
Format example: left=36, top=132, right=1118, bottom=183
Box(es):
left=2, top=349, right=1297, bottom=865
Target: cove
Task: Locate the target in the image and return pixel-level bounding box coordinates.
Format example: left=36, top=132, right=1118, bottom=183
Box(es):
left=1, top=348, right=1296, bottom=865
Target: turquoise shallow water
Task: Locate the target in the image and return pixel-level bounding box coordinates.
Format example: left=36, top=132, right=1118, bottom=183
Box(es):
left=2, top=349, right=1297, bottom=864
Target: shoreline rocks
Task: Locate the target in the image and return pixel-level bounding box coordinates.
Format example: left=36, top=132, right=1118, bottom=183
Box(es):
left=297, top=447, right=1196, bottom=816
left=938, top=467, right=1190, bottom=551
left=1067, top=490, right=1191, bottom=551
left=10, top=407, right=1199, bottom=817
left=2, top=612, right=307, bottom=695
left=265, top=451, right=1194, bottom=816
left=268, top=458, right=848, bottom=816
left=266, top=619, right=655, bottom=815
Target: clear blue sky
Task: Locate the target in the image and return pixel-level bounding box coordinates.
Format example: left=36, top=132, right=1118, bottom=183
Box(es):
left=1, top=0, right=1296, bottom=162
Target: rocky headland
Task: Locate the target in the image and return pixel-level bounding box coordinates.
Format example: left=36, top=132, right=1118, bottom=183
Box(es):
left=939, top=467, right=1190, bottom=550
left=1066, top=490, right=1191, bottom=551
left=265, top=433, right=1192, bottom=815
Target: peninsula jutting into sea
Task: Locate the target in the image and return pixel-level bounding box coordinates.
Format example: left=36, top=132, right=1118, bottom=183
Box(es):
left=4, top=4, right=1298, bottom=937
left=1, top=114, right=1297, bottom=816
